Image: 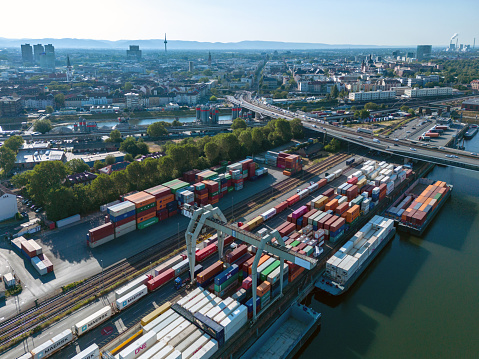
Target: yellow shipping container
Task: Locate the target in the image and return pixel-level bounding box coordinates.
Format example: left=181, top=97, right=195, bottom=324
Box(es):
left=141, top=301, right=171, bottom=327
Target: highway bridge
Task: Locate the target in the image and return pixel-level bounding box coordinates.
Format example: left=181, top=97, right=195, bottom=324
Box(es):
left=228, top=94, right=479, bottom=172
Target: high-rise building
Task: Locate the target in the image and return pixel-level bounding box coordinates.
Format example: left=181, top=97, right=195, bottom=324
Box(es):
left=33, top=44, right=44, bottom=63
left=416, top=45, right=432, bottom=61
left=188, top=61, right=194, bottom=72
left=126, top=45, right=142, bottom=60
left=40, top=44, right=55, bottom=70
left=21, top=44, right=33, bottom=64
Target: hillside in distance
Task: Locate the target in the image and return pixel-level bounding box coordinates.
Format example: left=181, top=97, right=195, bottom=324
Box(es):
left=0, top=37, right=383, bottom=50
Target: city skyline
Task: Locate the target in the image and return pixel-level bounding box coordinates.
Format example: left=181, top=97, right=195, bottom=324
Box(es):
left=1, top=0, right=478, bottom=47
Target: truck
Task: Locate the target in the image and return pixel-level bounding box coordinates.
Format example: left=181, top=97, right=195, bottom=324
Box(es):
left=174, top=264, right=203, bottom=290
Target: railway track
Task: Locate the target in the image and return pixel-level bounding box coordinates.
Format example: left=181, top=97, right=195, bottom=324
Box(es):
left=0, top=152, right=350, bottom=351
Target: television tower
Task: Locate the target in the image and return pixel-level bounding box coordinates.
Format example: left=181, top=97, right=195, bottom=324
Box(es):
left=164, top=33, right=167, bottom=53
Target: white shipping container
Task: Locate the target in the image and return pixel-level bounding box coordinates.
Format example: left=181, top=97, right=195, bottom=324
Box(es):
left=177, top=288, right=203, bottom=307
left=108, top=201, right=136, bottom=216
left=71, top=344, right=100, bottom=359
left=142, top=309, right=175, bottom=332
left=159, top=320, right=191, bottom=345
left=149, top=312, right=180, bottom=334
left=183, top=292, right=209, bottom=311
left=115, top=219, right=137, bottom=232
left=74, top=306, right=112, bottom=336
left=137, top=341, right=167, bottom=359
left=212, top=301, right=240, bottom=324
left=151, top=345, right=175, bottom=359
left=115, top=224, right=137, bottom=238
left=175, top=329, right=205, bottom=353
left=31, top=329, right=73, bottom=359
left=189, top=296, right=211, bottom=314
left=116, top=285, right=148, bottom=311
left=56, top=214, right=81, bottom=228
left=155, top=318, right=186, bottom=340
left=198, top=298, right=222, bottom=316
left=220, top=305, right=247, bottom=336
left=31, top=256, right=48, bottom=276
left=163, top=350, right=182, bottom=359
left=182, top=334, right=210, bottom=359
left=17, top=354, right=33, bottom=359
left=168, top=324, right=197, bottom=348
left=119, top=331, right=157, bottom=359
left=189, top=339, right=218, bottom=359
left=115, top=275, right=150, bottom=300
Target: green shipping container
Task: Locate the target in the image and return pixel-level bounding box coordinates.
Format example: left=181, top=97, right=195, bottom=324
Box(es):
left=227, top=187, right=234, bottom=192
left=137, top=216, right=159, bottom=230
left=304, top=246, right=314, bottom=256
left=136, top=202, right=156, bottom=213
left=209, top=191, right=220, bottom=197
left=260, top=260, right=280, bottom=282
left=214, top=273, right=238, bottom=292
left=290, top=240, right=300, bottom=248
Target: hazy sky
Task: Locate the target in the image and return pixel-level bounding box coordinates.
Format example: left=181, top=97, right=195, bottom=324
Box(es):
left=2, top=0, right=478, bottom=46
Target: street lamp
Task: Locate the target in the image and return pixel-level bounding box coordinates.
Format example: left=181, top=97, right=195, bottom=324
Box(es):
left=100, top=260, right=104, bottom=294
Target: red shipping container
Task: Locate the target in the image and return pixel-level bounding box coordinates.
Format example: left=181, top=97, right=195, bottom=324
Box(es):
left=235, top=253, right=253, bottom=268
left=324, top=216, right=338, bottom=231
left=286, top=195, right=300, bottom=206
left=322, top=188, right=335, bottom=198
left=144, top=185, right=171, bottom=199
left=147, top=268, right=175, bottom=291
left=279, top=223, right=296, bottom=237
left=242, top=276, right=253, bottom=290
left=169, top=210, right=178, bottom=217
left=223, top=235, right=235, bottom=247
left=285, top=238, right=295, bottom=245
left=274, top=201, right=289, bottom=213
left=347, top=177, right=358, bottom=185
left=197, top=261, right=224, bottom=284
left=289, top=232, right=300, bottom=240
left=112, top=215, right=136, bottom=228
left=276, top=222, right=289, bottom=232
left=38, top=253, right=54, bottom=273
left=330, top=217, right=346, bottom=232
left=318, top=214, right=332, bottom=229
left=335, top=202, right=349, bottom=215
left=379, top=183, right=387, bottom=193
left=196, top=243, right=218, bottom=262
left=296, top=243, right=307, bottom=251
left=89, top=223, right=114, bottom=241
left=226, top=244, right=248, bottom=264
left=298, top=250, right=307, bottom=256
left=287, top=213, right=294, bottom=223
left=317, top=178, right=328, bottom=189
left=303, top=209, right=318, bottom=222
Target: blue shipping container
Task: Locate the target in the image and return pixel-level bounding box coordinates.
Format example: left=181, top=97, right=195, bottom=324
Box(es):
left=214, top=264, right=239, bottom=286
left=246, top=296, right=261, bottom=313
left=109, top=209, right=136, bottom=223
left=193, top=312, right=225, bottom=347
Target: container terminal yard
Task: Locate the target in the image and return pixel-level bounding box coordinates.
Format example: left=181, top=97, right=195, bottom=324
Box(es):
left=1, top=141, right=453, bottom=359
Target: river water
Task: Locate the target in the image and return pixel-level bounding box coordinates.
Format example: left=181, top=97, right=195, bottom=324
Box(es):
left=300, top=135, right=479, bottom=359
left=64, top=114, right=232, bottom=128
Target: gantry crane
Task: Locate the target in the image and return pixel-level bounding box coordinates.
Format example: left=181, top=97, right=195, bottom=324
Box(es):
left=183, top=204, right=318, bottom=321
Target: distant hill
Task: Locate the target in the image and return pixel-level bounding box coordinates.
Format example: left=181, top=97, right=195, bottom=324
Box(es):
left=0, top=37, right=384, bottom=50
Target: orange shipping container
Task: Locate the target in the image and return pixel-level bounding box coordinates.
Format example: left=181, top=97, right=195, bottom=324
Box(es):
left=137, top=211, right=156, bottom=223
left=289, top=267, right=305, bottom=282
left=125, top=192, right=156, bottom=208
left=256, top=281, right=271, bottom=297
left=325, top=199, right=339, bottom=211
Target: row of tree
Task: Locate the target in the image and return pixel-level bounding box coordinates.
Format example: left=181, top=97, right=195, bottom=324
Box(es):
left=0, top=136, right=24, bottom=177
left=13, top=118, right=304, bottom=221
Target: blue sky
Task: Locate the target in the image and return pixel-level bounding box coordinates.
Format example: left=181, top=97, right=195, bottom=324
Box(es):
left=2, top=0, right=478, bottom=46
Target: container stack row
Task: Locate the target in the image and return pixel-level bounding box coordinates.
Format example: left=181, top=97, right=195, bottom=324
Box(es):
left=11, top=236, right=53, bottom=275
left=325, top=215, right=395, bottom=285
left=400, top=180, right=450, bottom=228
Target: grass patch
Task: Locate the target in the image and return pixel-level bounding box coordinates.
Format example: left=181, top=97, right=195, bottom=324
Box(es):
left=5, top=284, right=22, bottom=298
left=61, top=279, right=87, bottom=292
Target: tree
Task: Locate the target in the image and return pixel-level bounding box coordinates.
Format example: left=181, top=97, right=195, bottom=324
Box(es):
left=54, top=93, right=65, bottom=108
left=46, top=106, right=54, bottom=114
left=34, top=119, right=53, bottom=134
left=408, top=109, right=416, bottom=116
left=400, top=105, right=410, bottom=112
left=108, top=129, right=122, bottom=142
left=231, top=118, right=247, bottom=130
left=209, top=95, right=217, bottom=102
left=301, top=106, right=307, bottom=112
left=204, top=142, right=220, bottom=165
left=67, top=158, right=90, bottom=174
left=330, top=85, right=339, bottom=98
left=238, top=130, right=254, bottom=155
left=325, top=138, right=341, bottom=152
left=147, top=122, right=168, bottom=137
left=3, top=135, right=24, bottom=152
left=105, top=155, right=116, bottom=165
left=290, top=118, right=304, bottom=139
left=0, top=147, right=15, bottom=177
left=251, top=128, right=264, bottom=152
left=356, top=109, right=370, bottom=120
left=124, top=82, right=133, bottom=91
left=364, top=102, right=379, bottom=110
left=203, top=69, right=213, bottom=76
left=93, top=160, right=106, bottom=171
left=45, top=187, right=79, bottom=221
left=124, top=153, right=134, bottom=162
left=171, top=119, right=182, bottom=127
left=215, top=133, right=241, bottom=160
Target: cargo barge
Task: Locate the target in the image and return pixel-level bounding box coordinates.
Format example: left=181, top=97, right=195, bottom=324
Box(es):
left=316, top=216, right=396, bottom=296
left=386, top=178, right=452, bottom=236
left=463, top=125, right=478, bottom=140
left=240, top=303, right=321, bottom=359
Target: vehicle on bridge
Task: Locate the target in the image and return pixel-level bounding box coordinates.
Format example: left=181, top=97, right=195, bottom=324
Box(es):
left=356, top=128, right=373, bottom=135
